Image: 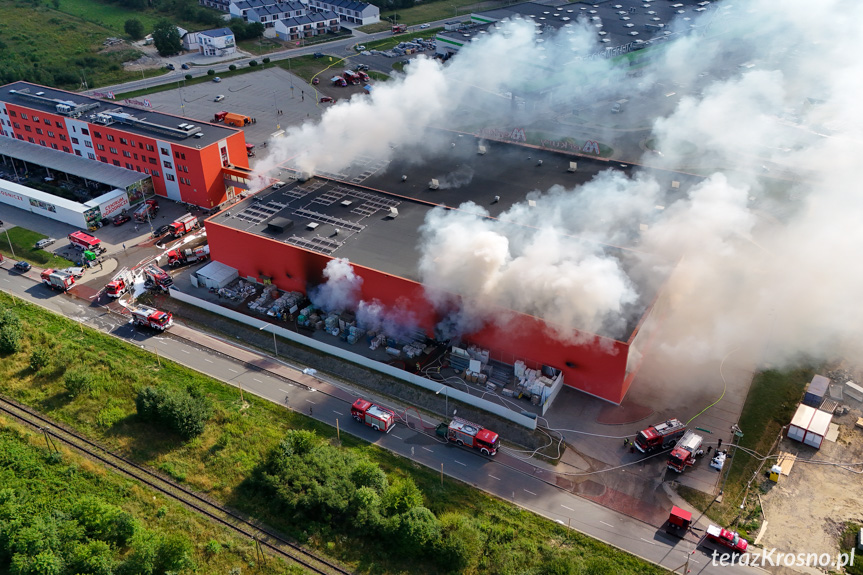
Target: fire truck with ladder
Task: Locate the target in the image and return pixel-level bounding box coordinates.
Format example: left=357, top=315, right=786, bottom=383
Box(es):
left=130, top=305, right=173, bottom=331
left=437, top=417, right=500, bottom=456
left=105, top=267, right=135, bottom=298
left=167, top=245, right=210, bottom=268
left=667, top=430, right=704, bottom=473
left=635, top=419, right=687, bottom=453
left=351, top=399, right=397, bottom=433
left=142, top=264, right=173, bottom=292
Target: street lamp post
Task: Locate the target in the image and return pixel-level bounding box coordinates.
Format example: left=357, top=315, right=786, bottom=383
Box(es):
left=2, top=225, right=15, bottom=258
left=260, top=323, right=278, bottom=355
left=436, top=385, right=449, bottom=416
left=718, top=424, right=743, bottom=496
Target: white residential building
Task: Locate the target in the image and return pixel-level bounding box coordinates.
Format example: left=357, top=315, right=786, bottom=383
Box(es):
left=274, top=11, right=341, bottom=40
left=245, top=1, right=306, bottom=27
left=305, top=0, right=379, bottom=25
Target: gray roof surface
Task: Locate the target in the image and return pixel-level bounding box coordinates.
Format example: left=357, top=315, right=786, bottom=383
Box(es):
left=1, top=81, right=241, bottom=149
left=0, top=137, right=148, bottom=190
left=316, top=0, right=374, bottom=12
left=211, top=137, right=700, bottom=340
left=199, top=27, right=234, bottom=38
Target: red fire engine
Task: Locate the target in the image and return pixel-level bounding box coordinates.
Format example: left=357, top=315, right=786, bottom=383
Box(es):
left=437, top=417, right=500, bottom=456
left=351, top=399, right=397, bottom=433
left=68, top=231, right=105, bottom=254
left=667, top=430, right=704, bottom=473
left=130, top=305, right=173, bottom=331
left=635, top=418, right=687, bottom=453
left=105, top=268, right=134, bottom=298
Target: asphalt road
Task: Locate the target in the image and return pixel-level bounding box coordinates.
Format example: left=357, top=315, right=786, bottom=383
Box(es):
left=0, top=264, right=761, bottom=574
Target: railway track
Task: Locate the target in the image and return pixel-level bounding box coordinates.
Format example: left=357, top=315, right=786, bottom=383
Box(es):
left=0, top=396, right=352, bottom=575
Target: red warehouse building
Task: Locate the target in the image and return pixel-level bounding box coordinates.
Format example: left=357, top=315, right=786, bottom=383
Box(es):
left=204, top=141, right=683, bottom=404
left=0, top=82, right=250, bottom=208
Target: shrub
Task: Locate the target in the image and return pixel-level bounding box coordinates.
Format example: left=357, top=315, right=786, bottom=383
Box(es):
left=124, top=18, right=144, bottom=40
left=0, top=324, right=21, bottom=354
left=229, top=64, right=237, bottom=71
left=262, top=57, right=270, bottom=64
left=135, top=386, right=212, bottom=439
left=382, top=477, right=423, bottom=516
left=29, top=347, right=51, bottom=372
left=207, top=69, right=215, bottom=75
left=64, top=368, right=95, bottom=397
left=391, top=506, right=441, bottom=554
left=96, top=406, right=125, bottom=429
left=436, top=513, right=481, bottom=572
left=249, top=60, right=258, bottom=67
left=204, top=539, right=222, bottom=556
left=185, top=74, right=192, bottom=80
left=350, top=460, right=388, bottom=494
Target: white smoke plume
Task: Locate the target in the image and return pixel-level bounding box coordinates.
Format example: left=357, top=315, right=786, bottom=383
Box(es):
left=431, top=165, right=475, bottom=190
left=309, top=258, right=363, bottom=312
left=356, top=298, right=420, bottom=341
left=264, top=0, right=863, bottom=369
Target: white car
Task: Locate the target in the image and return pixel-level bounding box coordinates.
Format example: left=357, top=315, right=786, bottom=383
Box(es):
left=355, top=45, right=366, bottom=51
left=214, top=95, right=225, bottom=102
left=34, top=238, right=56, bottom=249
left=419, top=23, right=430, bottom=28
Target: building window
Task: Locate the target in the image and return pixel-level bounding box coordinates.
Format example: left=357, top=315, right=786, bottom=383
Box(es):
left=39, top=139, right=46, bottom=146
left=130, top=140, right=135, bottom=147
left=81, top=128, right=89, bottom=135
left=120, top=138, right=128, bottom=145
left=160, top=147, right=169, bottom=155
left=60, top=134, right=67, bottom=141
left=100, top=156, right=108, bottom=163
left=63, top=146, right=71, bottom=153
left=109, top=147, right=118, bottom=154
left=51, top=143, right=59, bottom=150
left=138, top=142, right=144, bottom=149
left=166, top=174, right=175, bottom=181
left=55, top=121, right=62, bottom=128
left=32, top=116, right=39, bottom=122
left=163, top=160, right=172, bottom=169
left=44, top=118, right=51, bottom=125
left=93, top=131, right=101, bottom=138
left=107, top=134, right=114, bottom=142
left=174, top=151, right=180, bottom=158
left=146, top=144, right=154, bottom=151
left=113, top=160, right=121, bottom=166
left=87, top=152, right=95, bottom=160
left=9, top=111, right=16, bottom=117
left=123, top=151, right=131, bottom=157
left=75, top=150, right=82, bottom=156
left=85, top=141, right=92, bottom=148
left=136, top=166, right=141, bottom=172
left=71, top=137, right=79, bottom=145
left=126, top=163, right=134, bottom=170
left=36, top=128, right=43, bottom=135
left=13, top=122, right=20, bottom=129
left=47, top=131, right=54, bottom=137
left=143, top=167, right=150, bottom=175
left=24, top=125, right=31, bottom=132
left=133, top=153, right=138, bottom=160
left=152, top=169, right=160, bottom=177
left=96, top=143, right=104, bottom=151
left=149, top=157, right=157, bottom=165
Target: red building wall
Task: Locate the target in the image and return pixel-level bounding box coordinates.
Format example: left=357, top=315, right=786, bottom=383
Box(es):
left=206, top=220, right=632, bottom=404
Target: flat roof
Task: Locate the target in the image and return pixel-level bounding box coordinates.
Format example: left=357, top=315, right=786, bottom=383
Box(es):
left=211, top=137, right=701, bottom=340
left=0, top=137, right=148, bottom=190
left=0, top=81, right=241, bottom=149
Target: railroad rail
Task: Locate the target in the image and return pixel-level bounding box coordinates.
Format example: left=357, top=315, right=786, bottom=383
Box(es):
left=0, top=396, right=352, bottom=575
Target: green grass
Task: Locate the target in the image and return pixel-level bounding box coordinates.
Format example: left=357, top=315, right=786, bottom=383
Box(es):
left=0, top=291, right=668, bottom=575
left=1, top=227, right=73, bottom=269
left=55, top=0, right=173, bottom=33
left=358, top=0, right=484, bottom=32
left=679, top=367, right=813, bottom=538
left=0, top=421, right=299, bottom=574
left=840, top=523, right=863, bottom=575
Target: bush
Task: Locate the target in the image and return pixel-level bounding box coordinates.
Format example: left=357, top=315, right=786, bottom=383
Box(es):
left=29, top=347, right=51, bottom=372
left=382, top=477, right=423, bottom=516
left=228, top=64, right=237, bottom=71
left=207, top=69, right=215, bottom=76
left=124, top=18, right=144, bottom=40
left=185, top=74, right=192, bottom=80
left=249, top=60, right=258, bottom=67
left=64, top=368, right=95, bottom=397
left=262, top=57, right=270, bottom=64
left=436, top=513, right=481, bottom=572
left=204, top=539, right=222, bottom=556
left=0, top=310, right=22, bottom=354
left=135, top=386, right=212, bottom=439
left=391, top=506, right=440, bottom=553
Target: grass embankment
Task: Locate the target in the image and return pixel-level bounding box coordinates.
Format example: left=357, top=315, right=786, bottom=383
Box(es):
left=679, top=367, right=812, bottom=540
left=0, top=421, right=300, bottom=574
left=0, top=227, right=73, bottom=269
left=0, top=291, right=667, bottom=575
left=357, top=0, right=483, bottom=32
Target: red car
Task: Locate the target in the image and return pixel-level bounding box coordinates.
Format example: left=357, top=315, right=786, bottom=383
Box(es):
left=113, top=214, right=131, bottom=226
left=706, top=525, right=748, bottom=554
left=320, top=96, right=333, bottom=103
left=312, top=77, right=320, bottom=85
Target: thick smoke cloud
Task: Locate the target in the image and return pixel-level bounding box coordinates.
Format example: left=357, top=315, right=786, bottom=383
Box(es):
left=262, top=0, right=863, bottom=367
left=309, top=258, right=363, bottom=311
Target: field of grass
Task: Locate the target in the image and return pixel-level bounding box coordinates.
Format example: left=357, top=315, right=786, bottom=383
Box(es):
left=679, top=367, right=812, bottom=539
left=0, top=420, right=300, bottom=574
left=0, top=227, right=73, bottom=269
left=0, top=291, right=668, bottom=575
left=358, top=0, right=490, bottom=32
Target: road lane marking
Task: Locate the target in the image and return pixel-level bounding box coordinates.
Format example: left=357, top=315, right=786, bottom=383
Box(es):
left=523, top=489, right=536, bottom=496
left=305, top=399, right=316, bottom=404
left=204, top=358, right=213, bottom=363
left=489, top=474, right=501, bottom=481
left=600, top=521, right=613, bottom=528
left=422, top=447, right=433, bottom=453
left=253, top=378, right=263, bottom=383
left=332, top=410, right=344, bottom=416
left=228, top=368, right=239, bottom=373
left=392, top=434, right=403, bottom=439
left=561, top=505, right=574, bottom=511
left=454, top=460, right=466, bottom=466
left=180, top=349, right=190, bottom=354
left=279, top=388, right=291, bottom=394
left=690, top=558, right=700, bottom=564
left=640, top=538, right=655, bottom=545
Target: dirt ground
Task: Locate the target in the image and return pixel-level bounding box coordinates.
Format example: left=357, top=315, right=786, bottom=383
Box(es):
left=758, top=369, right=863, bottom=571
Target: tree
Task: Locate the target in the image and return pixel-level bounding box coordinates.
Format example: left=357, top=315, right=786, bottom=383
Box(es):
left=0, top=309, right=22, bottom=354
left=152, top=20, right=181, bottom=57
left=125, top=19, right=145, bottom=40
left=392, top=506, right=441, bottom=552
left=29, top=347, right=50, bottom=372
left=382, top=477, right=423, bottom=516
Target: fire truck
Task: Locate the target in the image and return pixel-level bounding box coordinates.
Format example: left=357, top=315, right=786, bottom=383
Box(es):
left=130, top=305, right=173, bottom=331
left=706, top=525, right=749, bottom=554
left=667, top=430, right=704, bottom=473
left=351, top=399, right=397, bottom=433
left=343, top=71, right=361, bottom=85
left=168, top=214, right=199, bottom=238
left=105, top=268, right=134, bottom=298
left=40, top=269, right=75, bottom=291
left=133, top=199, right=159, bottom=222
left=392, top=23, right=407, bottom=34
left=437, top=417, right=500, bottom=456
left=635, top=419, right=687, bottom=453
left=167, top=245, right=210, bottom=267
left=68, top=231, right=105, bottom=254
left=142, top=264, right=173, bottom=292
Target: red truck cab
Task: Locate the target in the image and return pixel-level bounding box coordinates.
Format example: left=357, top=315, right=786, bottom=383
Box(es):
left=351, top=399, right=396, bottom=432
left=706, top=525, right=748, bottom=554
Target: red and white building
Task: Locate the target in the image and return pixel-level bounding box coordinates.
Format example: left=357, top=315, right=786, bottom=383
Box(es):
left=0, top=82, right=252, bottom=209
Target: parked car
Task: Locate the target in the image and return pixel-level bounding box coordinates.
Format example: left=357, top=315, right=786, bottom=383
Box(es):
left=14, top=261, right=31, bottom=272
left=213, top=77, right=222, bottom=83
left=355, top=45, right=366, bottom=51
left=420, top=23, right=430, bottom=28
left=113, top=214, right=131, bottom=226
left=154, top=224, right=172, bottom=237
left=165, top=63, right=175, bottom=71
left=312, top=77, right=320, bottom=85
left=355, top=64, right=370, bottom=71
left=61, top=267, right=85, bottom=279
left=320, top=96, right=334, bottom=103
left=181, top=63, right=190, bottom=70
left=313, top=52, right=324, bottom=58
left=214, top=95, right=225, bottom=102
left=34, top=238, right=56, bottom=249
